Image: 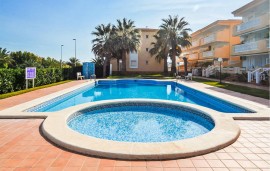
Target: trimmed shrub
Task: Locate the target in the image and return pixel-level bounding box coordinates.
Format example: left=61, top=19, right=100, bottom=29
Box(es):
left=0, top=67, right=81, bottom=94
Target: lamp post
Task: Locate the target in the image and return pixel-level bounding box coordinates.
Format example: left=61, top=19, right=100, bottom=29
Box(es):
left=60, top=45, right=64, bottom=69
left=73, top=39, right=76, bottom=67
left=218, top=57, right=223, bottom=83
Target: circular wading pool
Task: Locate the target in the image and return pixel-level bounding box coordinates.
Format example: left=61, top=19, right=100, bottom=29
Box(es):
left=68, top=104, right=215, bottom=142
left=42, top=99, right=240, bottom=160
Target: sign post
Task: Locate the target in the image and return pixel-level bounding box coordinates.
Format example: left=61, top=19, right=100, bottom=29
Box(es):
left=25, top=67, right=36, bottom=89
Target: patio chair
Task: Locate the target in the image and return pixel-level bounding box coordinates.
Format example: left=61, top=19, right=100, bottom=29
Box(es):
left=185, top=73, right=193, bottom=80
left=77, top=72, right=85, bottom=80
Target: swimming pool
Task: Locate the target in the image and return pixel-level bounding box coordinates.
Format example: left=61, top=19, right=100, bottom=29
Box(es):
left=27, top=79, right=253, bottom=113
left=68, top=103, right=215, bottom=142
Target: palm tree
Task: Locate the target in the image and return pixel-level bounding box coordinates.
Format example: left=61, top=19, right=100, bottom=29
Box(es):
left=114, top=18, right=141, bottom=72
left=149, top=30, right=170, bottom=74
left=91, top=57, right=103, bottom=67
left=0, top=48, right=14, bottom=68
left=159, top=15, right=192, bottom=74
left=67, top=57, right=81, bottom=68
left=92, top=24, right=115, bottom=77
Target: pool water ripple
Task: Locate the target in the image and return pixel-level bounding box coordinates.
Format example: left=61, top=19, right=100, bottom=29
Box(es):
left=68, top=105, right=214, bottom=142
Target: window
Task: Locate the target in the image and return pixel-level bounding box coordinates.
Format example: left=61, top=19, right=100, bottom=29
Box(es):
left=146, top=60, right=149, bottom=65
left=146, top=48, right=149, bottom=52
left=146, top=35, right=149, bottom=38
left=130, top=60, right=137, bottom=67
left=129, top=52, right=138, bottom=68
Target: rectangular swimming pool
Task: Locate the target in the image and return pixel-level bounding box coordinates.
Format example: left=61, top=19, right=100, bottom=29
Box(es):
left=26, top=79, right=254, bottom=113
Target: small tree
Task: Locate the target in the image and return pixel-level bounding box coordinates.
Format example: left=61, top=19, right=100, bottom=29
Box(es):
left=67, top=57, right=81, bottom=68
left=0, top=48, right=13, bottom=68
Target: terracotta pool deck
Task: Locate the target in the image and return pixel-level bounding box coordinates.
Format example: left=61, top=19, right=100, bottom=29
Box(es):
left=0, top=80, right=269, bottom=170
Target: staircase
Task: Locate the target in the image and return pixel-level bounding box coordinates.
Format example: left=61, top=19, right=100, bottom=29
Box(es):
left=248, top=68, right=270, bottom=84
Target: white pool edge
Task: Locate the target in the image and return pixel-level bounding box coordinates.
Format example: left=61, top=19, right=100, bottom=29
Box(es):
left=42, top=99, right=241, bottom=160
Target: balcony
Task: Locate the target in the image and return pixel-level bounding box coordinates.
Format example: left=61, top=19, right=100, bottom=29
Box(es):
left=232, top=39, right=270, bottom=56
left=202, top=34, right=215, bottom=44
left=202, top=51, right=214, bottom=58
left=233, top=13, right=270, bottom=36
left=188, top=53, right=199, bottom=60
left=201, top=32, right=229, bottom=46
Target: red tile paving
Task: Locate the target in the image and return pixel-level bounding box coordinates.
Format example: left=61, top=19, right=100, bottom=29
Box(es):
left=0, top=119, right=269, bottom=170
left=0, top=81, right=269, bottom=170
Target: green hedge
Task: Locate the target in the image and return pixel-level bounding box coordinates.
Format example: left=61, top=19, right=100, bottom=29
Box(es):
left=0, top=67, right=81, bottom=94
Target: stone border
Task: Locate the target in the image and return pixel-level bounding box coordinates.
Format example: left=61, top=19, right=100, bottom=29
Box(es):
left=42, top=99, right=240, bottom=160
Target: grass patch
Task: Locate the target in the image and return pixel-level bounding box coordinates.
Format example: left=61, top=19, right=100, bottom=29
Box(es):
left=193, top=78, right=269, bottom=99
left=0, top=80, right=72, bottom=99
left=107, top=74, right=174, bottom=79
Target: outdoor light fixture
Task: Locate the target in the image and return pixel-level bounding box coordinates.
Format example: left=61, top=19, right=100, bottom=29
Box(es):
left=73, top=39, right=77, bottom=67
left=61, top=45, right=64, bottom=69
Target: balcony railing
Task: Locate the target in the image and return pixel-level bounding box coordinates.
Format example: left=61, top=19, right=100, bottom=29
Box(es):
left=232, top=39, right=269, bottom=55
left=234, top=13, right=269, bottom=35
left=236, top=18, right=260, bottom=32
left=234, top=42, right=258, bottom=53
left=203, top=34, right=215, bottom=44
left=203, top=51, right=214, bottom=58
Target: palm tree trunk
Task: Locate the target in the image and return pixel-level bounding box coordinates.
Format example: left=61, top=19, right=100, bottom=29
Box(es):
left=171, top=47, right=176, bottom=75
left=163, top=55, right=168, bottom=75
left=117, top=58, right=119, bottom=71
left=103, top=57, right=107, bottom=78
left=121, top=50, right=127, bottom=72
left=163, top=47, right=169, bottom=75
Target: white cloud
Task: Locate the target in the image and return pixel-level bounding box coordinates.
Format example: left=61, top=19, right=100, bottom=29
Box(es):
left=192, top=5, right=201, bottom=12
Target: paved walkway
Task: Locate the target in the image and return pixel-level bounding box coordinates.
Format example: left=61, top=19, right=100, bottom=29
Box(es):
left=0, top=119, right=269, bottom=171
left=193, top=76, right=270, bottom=91
left=0, top=80, right=87, bottom=111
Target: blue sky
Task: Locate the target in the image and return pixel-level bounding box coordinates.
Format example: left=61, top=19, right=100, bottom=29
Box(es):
left=0, top=0, right=251, bottom=63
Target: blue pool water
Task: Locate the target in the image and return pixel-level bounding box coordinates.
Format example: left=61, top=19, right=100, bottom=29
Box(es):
left=27, top=80, right=253, bottom=113
left=68, top=104, right=215, bottom=142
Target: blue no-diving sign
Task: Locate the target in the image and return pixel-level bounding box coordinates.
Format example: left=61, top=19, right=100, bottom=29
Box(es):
left=25, top=67, right=36, bottom=79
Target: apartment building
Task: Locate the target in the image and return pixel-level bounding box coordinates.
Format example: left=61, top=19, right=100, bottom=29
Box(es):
left=231, top=0, right=270, bottom=70
left=110, top=28, right=164, bottom=73
left=178, top=20, right=241, bottom=72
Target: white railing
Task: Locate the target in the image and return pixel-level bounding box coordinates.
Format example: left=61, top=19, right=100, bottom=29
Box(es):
left=222, top=67, right=246, bottom=74
left=237, top=18, right=260, bottom=32
left=234, top=41, right=258, bottom=53
left=248, top=68, right=264, bottom=84
left=202, top=65, right=220, bottom=77
left=203, top=34, right=215, bottom=44
left=202, top=51, right=214, bottom=57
